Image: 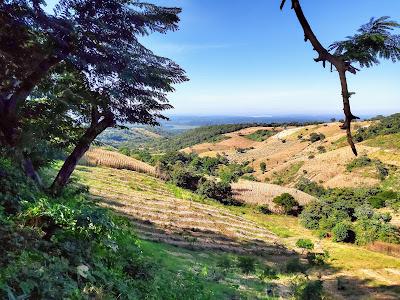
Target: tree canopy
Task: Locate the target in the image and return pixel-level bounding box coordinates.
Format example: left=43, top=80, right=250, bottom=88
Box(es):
left=0, top=0, right=187, bottom=193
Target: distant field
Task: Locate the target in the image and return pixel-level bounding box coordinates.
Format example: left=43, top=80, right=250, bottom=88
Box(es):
left=80, top=148, right=157, bottom=176
left=231, top=180, right=316, bottom=212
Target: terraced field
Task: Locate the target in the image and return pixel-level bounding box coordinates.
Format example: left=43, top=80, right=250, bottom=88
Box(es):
left=73, top=164, right=400, bottom=299
left=75, top=165, right=289, bottom=256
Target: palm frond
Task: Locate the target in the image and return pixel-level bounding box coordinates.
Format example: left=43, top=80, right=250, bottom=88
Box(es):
left=329, top=17, right=400, bottom=68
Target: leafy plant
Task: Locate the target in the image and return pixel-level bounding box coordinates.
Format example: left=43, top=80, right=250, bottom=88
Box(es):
left=296, top=239, right=314, bottom=252
left=273, top=193, right=299, bottom=215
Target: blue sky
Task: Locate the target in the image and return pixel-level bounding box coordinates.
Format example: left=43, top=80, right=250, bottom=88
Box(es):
left=47, top=1, right=400, bottom=117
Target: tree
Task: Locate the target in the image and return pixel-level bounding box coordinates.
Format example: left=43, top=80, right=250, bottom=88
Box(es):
left=280, top=0, right=400, bottom=155
left=273, top=193, right=299, bottom=215
left=0, top=1, right=187, bottom=193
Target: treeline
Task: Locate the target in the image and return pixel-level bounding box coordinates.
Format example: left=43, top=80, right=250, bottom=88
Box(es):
left=153, top=151, right=255, bottom=205
left=137, top=121, right=324, bottom=153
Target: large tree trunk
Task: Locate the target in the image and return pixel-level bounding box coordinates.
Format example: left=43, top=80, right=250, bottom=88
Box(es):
left=50, top=112, right=114, bottom=195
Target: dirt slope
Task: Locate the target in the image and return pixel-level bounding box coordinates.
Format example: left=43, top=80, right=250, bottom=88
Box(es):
left=186, top=122, right=397, bottom=189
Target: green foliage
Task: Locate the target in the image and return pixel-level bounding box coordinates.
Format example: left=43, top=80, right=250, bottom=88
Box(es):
left=332, top=222, right=354, bottom=243
left=295, top=239, right=314, bottom=251
left=355, top=113, right=400, bottom=142
left=237, top=256, right=256, bottom=274
left=147, top=123, right=272, bottom=152
left=170, top=167, right=202, bottom=191
left=0, top=164, right=212, bottom=299
left=257, top=265, right=278, bottom=281
left=245, top=129, right=278, bottom=142
left=306, top=251, right=330, bottom=266
left=346, top=155, right=373, bottom=171
left=295, top=178, right=326, bottom=197
left=273, top=193, right=299, bottom=215
left=309, top=133, right=326, bottom=143
left=196, top=179, right=237, bottom=205
left=0, top=156, right=39, bottom=215
left=329, top=17, right=400, bottom=68
left=257, top=205, right=272, bottom=215
left=300, top=187, right=400, bottom=245
left=291, top=277, right=324, bottom=300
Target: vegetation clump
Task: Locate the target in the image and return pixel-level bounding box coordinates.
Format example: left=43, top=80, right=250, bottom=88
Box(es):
left=309, top=133, right=326, bottom=143
left=273, top=193, right=300, bottom=215
left=300, top=187, right=400, bottom=244
left=0, top=160, right=211, bottom=299
left=245, top=129, right=278, bottom=142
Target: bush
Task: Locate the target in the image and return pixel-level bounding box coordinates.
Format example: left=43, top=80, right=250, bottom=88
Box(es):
left=346, top=156, right=372, bottom=171
left=170, top=167, right=201, bottom=191
left=273, top=193, right=299, bottom=215
left=309, top=133, right=325, bottom=143
left=306, top=251, right=330, bottom=266
left=260, top=162, right=267, bottom=173
left=332, top=222, right=354, bottom=243
left=292, top=278, right=324, bottom=300
left=196, top=179, right=232, bottom=203
left=295, top=178, right=326, bottom=197
left=296, top=239, right=314, bottom=251
left=237, top=256, right=256, bottom=274
left=258, top=204, right=272, bottom=215
left=257, top=265, right=278, bottom=280
left=317, top=146, right=326, bottom=153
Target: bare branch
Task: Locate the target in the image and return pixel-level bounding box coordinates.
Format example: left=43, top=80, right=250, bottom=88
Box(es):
left=282, top=0, right=359, bottom=155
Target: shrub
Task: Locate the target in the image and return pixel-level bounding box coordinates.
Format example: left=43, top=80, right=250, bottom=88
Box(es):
left=260, top=162, right=267, bottom=174
left=296, top=239, right=314, bottom=251
left=346, top=156, right=372, bottom=171
left=237, top=256, right=256, bottom=274
left=257, top=265, right=278, bottom=280
left=332, top=222, right=354, bottom=243
left=292, top=278, right=324, bottom=300
left=170, top=167, right=201, bottom=191
left=196, top=179, right=232, bottom=203
left=216, top=256, right=233, bottom=270
left=258, top=204, right=272, bottom=215
left=368, top=196, right=386, bottom=209
left=317, top=146, right=326, bottom=153
left=273, top=193, right=299, bottom=215
left=309, top=133, right=325, bottom=143
left=295, top=178, right=326, bottom=197
left=376, top=162, right=389, bottom=180
left=306, top=251, right=330, bottom=266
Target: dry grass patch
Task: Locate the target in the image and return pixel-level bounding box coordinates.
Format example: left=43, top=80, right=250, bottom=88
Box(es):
left=80, top=148, right=157, bottom=176
left=231, top=180, right=315, bottom=212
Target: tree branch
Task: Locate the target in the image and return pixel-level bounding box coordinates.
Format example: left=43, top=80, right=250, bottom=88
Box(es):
left=283, top=0, right=359, bottom=155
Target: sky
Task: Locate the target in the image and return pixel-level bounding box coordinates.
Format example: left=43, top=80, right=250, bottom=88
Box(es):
left=46, top=0, right=400, bottom=117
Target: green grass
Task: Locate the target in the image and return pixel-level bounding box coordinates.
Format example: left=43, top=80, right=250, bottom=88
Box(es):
left=244, top=130, right=278, bottom=142
left=139, top=241, right=272, bottom=299
left=365, top=133, right=400, bottom=150
left=272, top=161, right=304, bottom=185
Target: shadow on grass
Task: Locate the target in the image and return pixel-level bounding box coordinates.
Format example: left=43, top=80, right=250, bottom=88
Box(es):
left=325, top=275, right=400, bottom=300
